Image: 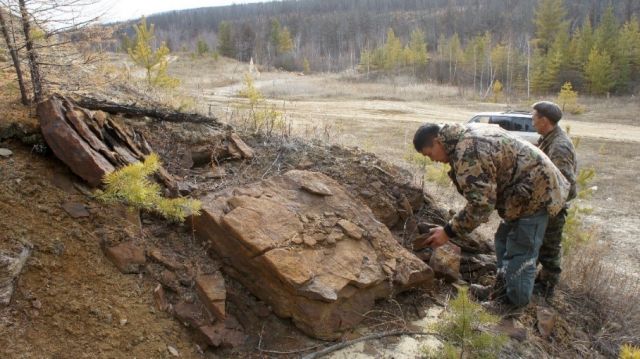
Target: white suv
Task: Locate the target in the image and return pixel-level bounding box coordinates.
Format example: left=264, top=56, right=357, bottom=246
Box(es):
left=467, top=111, right=541, bottom=144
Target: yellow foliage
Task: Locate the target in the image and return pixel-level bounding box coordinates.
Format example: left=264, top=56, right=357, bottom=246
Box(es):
left=558, top=82, right=584, bottom=114
left=96, top=154, right=201, bottom=222
left=237, top=73, right=263, bottom=106
left=128, top=17, right=179, bottom=88
left=492, top=80, right=503, bottom=103
left=620, top=344, right=640, bottom=359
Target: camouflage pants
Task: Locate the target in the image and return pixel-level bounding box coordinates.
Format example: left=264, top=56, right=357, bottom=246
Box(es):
left=494, top=211, right=548, bottom=307
left=537, top=208, right=568, bottom=287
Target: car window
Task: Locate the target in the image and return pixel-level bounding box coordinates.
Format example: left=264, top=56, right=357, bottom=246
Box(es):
left=470, top=115, right=490, bottom=123
left=521, top=117, right=534, bottom=131
left=489, top=116, right=515, bottom=131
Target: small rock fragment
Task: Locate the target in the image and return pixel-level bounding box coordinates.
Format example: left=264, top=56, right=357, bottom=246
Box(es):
left=337, top=219, right=363, bottom=240
left=103, top=242, right=146, bottom=274
left=0, top=148, right=12, bottom=157
left=61, top=202, right=90, bottom=218
left=167, top=345, right=179, bottom=357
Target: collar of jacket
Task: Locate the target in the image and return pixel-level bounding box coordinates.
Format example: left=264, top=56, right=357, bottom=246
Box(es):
left=437, top=123, right=466, bottom=160
left=538, top=124, right=562, bottom=146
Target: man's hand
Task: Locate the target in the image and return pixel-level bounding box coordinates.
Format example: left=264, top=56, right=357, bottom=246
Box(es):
left=426, top=226, right=450, bottom=248
left=413, top=226, right=450, bottom=250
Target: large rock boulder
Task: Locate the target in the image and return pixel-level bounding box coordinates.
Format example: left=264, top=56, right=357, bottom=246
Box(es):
left=193, top=170, right=433, bottom=339
left=37, top=96, right=115, bottom=187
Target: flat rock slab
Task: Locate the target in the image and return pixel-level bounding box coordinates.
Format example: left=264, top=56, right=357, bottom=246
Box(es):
left=103, top=242, right=146, bottom=274
left=61, top=202, right=90, bottom=218
left=193, top=170, right=433, bottom=339
left=0, top=148, right=12, bottom=158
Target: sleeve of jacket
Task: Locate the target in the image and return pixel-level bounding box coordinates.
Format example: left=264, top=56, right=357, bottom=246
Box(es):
left=548, top=143, right=577, bottom=201
left=449, top=140, right=498, bottom=237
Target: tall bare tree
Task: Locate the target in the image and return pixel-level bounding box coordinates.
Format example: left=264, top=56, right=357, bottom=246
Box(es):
left=0, top=7, right=29, bottom=104
left=0, top=0, right=104, bottom=104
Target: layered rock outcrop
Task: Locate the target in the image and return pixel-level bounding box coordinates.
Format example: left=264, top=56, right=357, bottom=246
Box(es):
left=194, top=170, right=433, bottom=339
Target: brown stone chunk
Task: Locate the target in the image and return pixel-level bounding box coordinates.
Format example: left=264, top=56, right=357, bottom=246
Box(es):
left=337, top=219, right=363, bottom=240
left=229, top=133, right=254, bottom=159
left=196, top=323, right=245, bottom=349
left=153, top=284, right=169, bottom=312
left=428, top=242, right=461, bottom=282
left=148, top=248, right=183, bottom=271
left=195, top=273, right=226, bottom=321
left=173, top=301, right=208, bottom=328
left=61, top=202, right=90, bottom=218
left=37, top=97, right=115, bottom=187
left=193, top=170, right=433, bottom=340
left=103, top=242, right=145, bottom=274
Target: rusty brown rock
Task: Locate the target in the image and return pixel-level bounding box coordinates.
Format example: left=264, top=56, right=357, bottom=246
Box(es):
left=173, top=301, right=209, bottom=328
left=103, top=242, right=146, bottom=274
left=153, top=284, right=169, bottom=312
left=37, top=97, right=115, bottom=187
left=195, top=273, right=226, bottom=321
left=61, top=202, right=90, bottom=218
left=193, top=170, right=433, bottom=339
left=196, top=323, right=245, bottom=349
left=536, top=306, right=556, bottom=338
left=148, top=248, right=183, bottom=271
left=229, top=133, right=254, bottom=159
left=337, top=219, right=363, bottom=240
left=428, top=242, right=461, bottom=283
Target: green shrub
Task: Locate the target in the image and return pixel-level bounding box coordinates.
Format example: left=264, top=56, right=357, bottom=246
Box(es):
left=95, top=154, right=201, bottom=222
left=426, top=287, right=507, bottom=359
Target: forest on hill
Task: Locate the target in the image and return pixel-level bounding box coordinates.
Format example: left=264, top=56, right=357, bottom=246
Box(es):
left=112, top=0, right=640, bottom=97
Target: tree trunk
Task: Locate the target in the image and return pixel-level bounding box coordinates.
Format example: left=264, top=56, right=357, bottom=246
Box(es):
left=0, top=8, right=29, bottom=105
left=18, top=0, right=43, bottom=103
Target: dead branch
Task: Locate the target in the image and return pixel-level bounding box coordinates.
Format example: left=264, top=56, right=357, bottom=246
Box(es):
left=75, top=96, right=220, bottom=125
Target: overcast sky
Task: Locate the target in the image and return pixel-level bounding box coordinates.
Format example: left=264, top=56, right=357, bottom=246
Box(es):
left=99, top=0, right=267, bottom=22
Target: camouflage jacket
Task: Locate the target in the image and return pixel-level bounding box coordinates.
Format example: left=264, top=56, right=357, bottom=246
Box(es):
left=537, top=125, right=577, bottom=202
left=438, top=123, right=569, bottom=237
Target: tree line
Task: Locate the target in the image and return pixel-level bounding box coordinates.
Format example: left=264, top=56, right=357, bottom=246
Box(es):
left=110, top=0, right=640, bottom=96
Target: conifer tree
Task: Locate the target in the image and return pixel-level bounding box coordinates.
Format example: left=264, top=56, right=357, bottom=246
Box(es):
left=128, top=17, right=178, bottom=88
left=584, top=48, right=615, bottom=95
left=278, top=27, right=294, bottom=54
left=594, top=5, right=618, bottom=57
left=217, top=21, right=235, bottom=58
left=614, top=19, right=640, bottom=91
left=383, top=28, right=403, bottom=72
left=533, top=0, right=568, bottom=54
left=408, top=28, right=428, bottom=67
left=196, top=38, right=209, bottom=56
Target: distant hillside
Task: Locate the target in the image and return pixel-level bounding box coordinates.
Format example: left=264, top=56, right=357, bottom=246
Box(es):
left=112, top=0, right=640, bottom=96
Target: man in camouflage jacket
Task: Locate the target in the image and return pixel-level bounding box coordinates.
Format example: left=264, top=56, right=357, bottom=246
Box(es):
left=413, top=123, right=569, bottom=308
left=532, top=101, right=577, bottom=296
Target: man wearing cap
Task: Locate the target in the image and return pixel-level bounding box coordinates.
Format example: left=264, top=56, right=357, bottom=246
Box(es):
left=531, top=101, right=577, bottom=297
left=412, top=122, right=569, bottom=310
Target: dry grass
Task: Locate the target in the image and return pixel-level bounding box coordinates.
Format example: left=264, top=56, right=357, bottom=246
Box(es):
left=559, top=241, right=640, bottom=357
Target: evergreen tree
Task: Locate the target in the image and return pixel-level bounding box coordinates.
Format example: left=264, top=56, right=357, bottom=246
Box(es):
left=303, top=57, right=311, bottom=73
left=534, top=0, right=569, bottom=54
left=584, top=48, right=615, bottom=95
left=576, top=17, right=595, bottom=65
left=217, top=21, right=235, bottom=58
left=128, top=17, right=178, bottom=87
left=614, top=19, right=640, bottom=92
left=383, top=28, right=403, bottom=72
left=594, top=5, right=618, bottom=57
left=278, top=27, right=294, bottom=54
left=196, top=38, right=209, bottom=56
left=407, top=28, right=428, bottom=68
left=270, top=19, right=282, bottom=56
